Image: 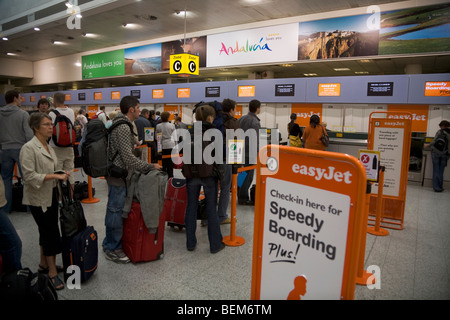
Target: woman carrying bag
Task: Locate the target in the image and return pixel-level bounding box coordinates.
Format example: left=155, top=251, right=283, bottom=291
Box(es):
left=302, top=114, right=328, bottom=151
left=19, top=112, right=70, bottom=290
left=287, top=113, right=303, bottom=148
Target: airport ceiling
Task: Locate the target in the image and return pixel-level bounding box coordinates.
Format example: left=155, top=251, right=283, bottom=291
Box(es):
left=1, top=0, right=449, bottom=92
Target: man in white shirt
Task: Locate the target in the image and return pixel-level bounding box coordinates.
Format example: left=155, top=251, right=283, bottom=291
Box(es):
left=95, top=105, right=108, bottom=126
left=49, top=92, right=75, bottom=185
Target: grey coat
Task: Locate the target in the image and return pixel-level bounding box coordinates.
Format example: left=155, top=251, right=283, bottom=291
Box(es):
left=122, top=170, right=168, bottom=233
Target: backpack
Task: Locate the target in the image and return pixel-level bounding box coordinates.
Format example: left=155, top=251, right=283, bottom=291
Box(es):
left=91, top=111, right=104, bottom=120
left=434, top=130, right=449, bottom=153
left=193, top=101, right=226, bottom=156
left=81, top=119, right=134, bottom=178
left=181, top=124, right=223, bottom=181
left=0, top=268, right=58, bottom=301
left=51, top=110, right=76, bottom=147
left=194, top=101, right=224, bottom=135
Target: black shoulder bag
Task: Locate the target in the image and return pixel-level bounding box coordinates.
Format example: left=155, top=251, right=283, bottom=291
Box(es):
left=58, top=181, right=87, bottom=238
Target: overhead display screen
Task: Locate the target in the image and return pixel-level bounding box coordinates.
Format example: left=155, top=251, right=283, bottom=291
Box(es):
left=275, top=84, right=295, bottom=96
left=367, top=82, right=394, bottom=96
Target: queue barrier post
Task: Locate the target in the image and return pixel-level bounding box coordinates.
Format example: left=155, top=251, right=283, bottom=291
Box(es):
left=81, top=175, right=100, bottom=204
left=356, top=181, right=375, bottom=286
left=367, top=166, right=389, bottom=236
left=223, top=165, right=254, bottom=247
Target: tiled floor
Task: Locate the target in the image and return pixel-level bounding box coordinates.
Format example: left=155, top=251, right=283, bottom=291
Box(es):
left=6, top=169, right=450, bottom=300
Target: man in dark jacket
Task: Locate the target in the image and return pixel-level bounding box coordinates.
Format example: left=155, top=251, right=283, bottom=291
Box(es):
left=217, top=99, right=239, bottom=223
left=426, top=120, right=450, bottom=192
left=134, top=108, right=152, bottom=144
left=237, top=99, right=261, bottom=205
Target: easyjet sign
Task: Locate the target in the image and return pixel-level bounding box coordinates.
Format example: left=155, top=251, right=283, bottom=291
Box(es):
left=387, top=105, right=428, bottom=133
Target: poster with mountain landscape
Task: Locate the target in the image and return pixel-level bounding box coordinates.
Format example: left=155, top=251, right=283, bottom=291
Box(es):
left=378, top=3, right=450, bottom=55
left=298, top=14, right=379, bottom=60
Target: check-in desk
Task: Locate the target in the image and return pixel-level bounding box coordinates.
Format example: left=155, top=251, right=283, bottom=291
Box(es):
left=327, top=137, right=367, bottom=159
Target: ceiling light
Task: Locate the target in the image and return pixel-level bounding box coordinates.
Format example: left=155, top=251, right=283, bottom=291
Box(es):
left=6, top=52, right=17, bottom=56
left=355, top=71, right=369, bottom=74
left=173, top=10, right=195, bottom=18
left=333, top=68, right=350, bottom=71
left=52, top=40, right=65, bottom=45
left=2, top=37, right=8, bottom=41
left=359, top=59, right=372, bottom=63
left=82, top=33, right=97, bottom=38
left=280, top=64, right=294, bottom=67
left=122, top=23, right=140, bottom=29
left=304, top=73, right=317, bottom=76
left=34, top=27, right=40, bottom=31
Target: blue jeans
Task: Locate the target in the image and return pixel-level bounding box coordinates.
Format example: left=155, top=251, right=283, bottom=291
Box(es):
left=238, top=163, right=254, bottom=202
left=217, top=164, right=231, bottom=221
left=185, top=177, right=223, bottom=252
left=1, top=149, right=23, bottom=213
left=0, top=208, right=23, bottom=273
left=102, top=184, right=126, bottom=252
left=431, top=152, right=448, bottom=191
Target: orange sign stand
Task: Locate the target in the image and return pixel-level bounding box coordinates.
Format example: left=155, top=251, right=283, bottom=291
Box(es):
left=223, top=165, right=256, bottom=247
left=367, top=112, right=412, bottom=230
left=251, top=146, right=367, bottom=300
left=81, top=175, right=100, bottom=204
left=367, top=167, right=389, bottom=236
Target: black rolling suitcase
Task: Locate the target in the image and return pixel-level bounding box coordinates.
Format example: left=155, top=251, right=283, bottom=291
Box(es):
left=62, top=226, right=98, bottom=283
left=59, top=181, right=98, bottom=283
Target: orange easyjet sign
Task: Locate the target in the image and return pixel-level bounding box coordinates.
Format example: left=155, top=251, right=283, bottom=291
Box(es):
left=252, top=146, right=367, bottom=300
left=387, top=105, right=428, bottom=132
left=291, top=104, right=323, bottom=127
left=425, top=81, right=450, bottom=97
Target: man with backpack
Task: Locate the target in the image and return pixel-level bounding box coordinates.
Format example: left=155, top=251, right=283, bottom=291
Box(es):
left=426, top=120, right=450, bottom=192
left=103, top=96, right=161, bottom=263
left=48, top=93, right=76, bottom=187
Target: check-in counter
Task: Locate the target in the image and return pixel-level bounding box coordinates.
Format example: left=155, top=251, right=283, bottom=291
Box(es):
left=327, top=138, right=367, bottom=158
left=326, top=134, right=449, bottom=189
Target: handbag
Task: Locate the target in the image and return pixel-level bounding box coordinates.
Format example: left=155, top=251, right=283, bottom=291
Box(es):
left=321, top=126, right=329, bottom=147
left=58, top=181, right=87, bottom=238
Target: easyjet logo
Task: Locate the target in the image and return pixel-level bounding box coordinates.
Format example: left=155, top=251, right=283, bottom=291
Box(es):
left=292, top=164, right=352, bottom=184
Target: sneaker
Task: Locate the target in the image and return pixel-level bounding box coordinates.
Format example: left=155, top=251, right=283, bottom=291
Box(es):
left=105, top=249, right=130, bottom=264
left=220, top=217, right=231, bottom=225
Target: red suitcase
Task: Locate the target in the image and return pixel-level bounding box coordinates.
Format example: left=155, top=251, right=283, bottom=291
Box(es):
left=163, top=178, right=188, bottom=230
left=122, top=201, right=164, bottom=263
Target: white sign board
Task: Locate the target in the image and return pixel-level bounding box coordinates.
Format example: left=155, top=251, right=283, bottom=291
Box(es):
left=371, top=127, right=404, bottom=197
left=206, top=23, right=298, bottom=68
left=359, top=150, right=380, bottom=182
left=144, top=127, right=154, bottom=142
left=227, top=139, right=244, bottom=164
left=259, top=178, right=351, bottom=300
